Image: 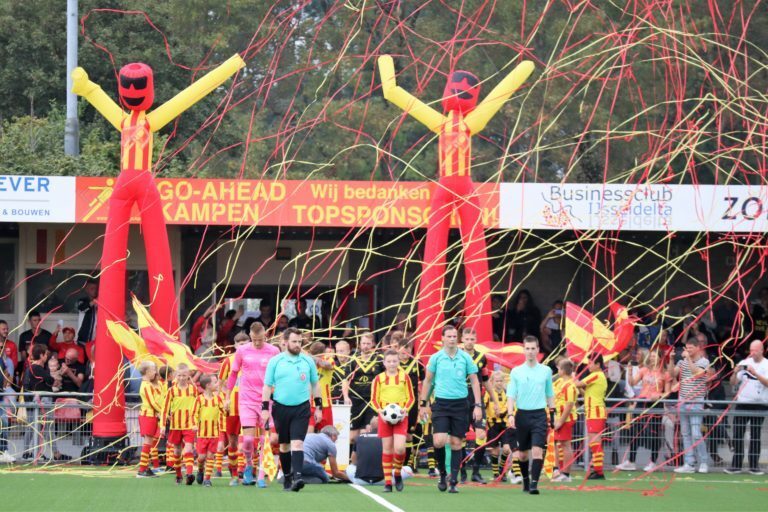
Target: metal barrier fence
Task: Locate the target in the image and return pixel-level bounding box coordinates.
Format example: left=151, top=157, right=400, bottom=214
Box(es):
left=1, top=393, right=766, bottom=471
left=0, top=392, right=142, bottom=464
left=565, top=399, right=768, bottom=472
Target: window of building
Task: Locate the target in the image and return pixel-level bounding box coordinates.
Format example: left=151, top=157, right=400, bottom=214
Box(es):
left=25, top=269, right=151, bottom=313
left=0, top=241, right=15, bottom=314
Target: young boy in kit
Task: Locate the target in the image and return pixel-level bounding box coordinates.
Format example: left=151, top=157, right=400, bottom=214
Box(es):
left=161, top=363, right=199, bottom=485
left=371, top=350, right=415, bottom=492
left=194, top=373, right=225, bottom=487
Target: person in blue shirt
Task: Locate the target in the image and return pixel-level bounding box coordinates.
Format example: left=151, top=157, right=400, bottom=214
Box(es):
left=418, top=325, right=482, bottom=494
left=261, top=328, right=322, bottom=492
left=506, top=336, right=555, bottom=495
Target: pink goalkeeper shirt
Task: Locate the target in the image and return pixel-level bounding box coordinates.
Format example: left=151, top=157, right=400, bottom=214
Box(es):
left=227, top=342, right=280, bottom=404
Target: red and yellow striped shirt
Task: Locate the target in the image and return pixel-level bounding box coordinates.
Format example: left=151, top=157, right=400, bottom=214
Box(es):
left=120, top=110, right=152, bottom=171
left=553, top=377, right=579, bottom=422
left=439, top=111, right=471, bottom=178
left=317, top=355, right=335, bottom=408
left=161, top=383, right=199, bottom=430
left=218, top=355, right=239, bottom=417
left=371, top=369, right=415, bottom=411
left=139, top=380, right=164, bottom=418
left=193, top=394, right=225, bottom=438
left=582, top=371, right=607, bottom=420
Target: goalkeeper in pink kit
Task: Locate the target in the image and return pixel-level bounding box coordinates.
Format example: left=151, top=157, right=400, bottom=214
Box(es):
left=224, top=323, right=279, bottom=485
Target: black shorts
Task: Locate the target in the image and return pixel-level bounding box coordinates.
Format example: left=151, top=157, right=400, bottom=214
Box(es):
left=272, top=401, right=311, bottom=444
left=407, top=404, right=419, bottom=434
left=515, top=409, right=548, bottom=451
left=431, top=398, right=469, bottom=438
left=487, top=423, right=516, bottom=449
left=351, top=398, right=377, bottom=431
left=466, top=395, right=485, bottom=431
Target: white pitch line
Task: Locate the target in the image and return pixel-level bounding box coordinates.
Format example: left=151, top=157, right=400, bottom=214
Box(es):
left=349, top=484, right=405, bottom=512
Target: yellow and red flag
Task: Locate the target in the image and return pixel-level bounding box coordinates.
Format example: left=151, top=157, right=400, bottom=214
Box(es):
left=107, top=295, right=220, bottom=374
left=418, top=338, right=543, bottom=369
left=471, top=341, right=543, bottom=369
left=564, top=302, right=635, bottom=364
left=544, top=428, right=556, bottom=479
left=258, top=431, right=278, bottom=481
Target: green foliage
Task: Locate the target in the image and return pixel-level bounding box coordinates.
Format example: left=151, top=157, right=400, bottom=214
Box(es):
left=0, top=1, right=764, bottom=183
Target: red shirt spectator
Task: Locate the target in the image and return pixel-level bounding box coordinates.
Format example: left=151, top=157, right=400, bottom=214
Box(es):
left=189, top=306, right=217, bottom=353
left=0, top=320, right=18, bottom=369
left=49, top=327, right=86, bottom=364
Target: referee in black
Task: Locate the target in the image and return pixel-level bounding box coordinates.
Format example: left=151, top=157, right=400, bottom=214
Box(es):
left=419, top=325, right=483, bottom=494
left=262, top=328, right=323, bottom=492
left=506, top=336, right=555, bottom=495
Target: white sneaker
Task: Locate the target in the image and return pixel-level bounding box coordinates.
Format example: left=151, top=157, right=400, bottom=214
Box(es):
left=748, top=469, right=765, bottom=476
left=674, top=464, right=696, bottom=474
left=643, top=462, right=656, bottom=472
left=697, top=463, right=709, bottom=474
left=508, top=473, right=523, bottom=484
left=557, top=474, right=572, bottom=482
left=0, top=451, right=15, bottom=463
left=616, top=461, right=637, bottom=471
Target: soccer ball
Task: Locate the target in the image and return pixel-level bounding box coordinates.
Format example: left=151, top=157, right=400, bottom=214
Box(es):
left=382, top=403, right=405, bottom=425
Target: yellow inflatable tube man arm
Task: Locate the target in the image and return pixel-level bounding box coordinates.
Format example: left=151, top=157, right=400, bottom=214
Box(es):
left=464, top=60, right=535, bottom=135
left=378, top=55, right=445, bottom=134
left=71, top=54, right=245, bottom=132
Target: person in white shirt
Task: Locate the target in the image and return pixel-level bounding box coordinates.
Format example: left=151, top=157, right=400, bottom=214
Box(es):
left=726, top=340, right=768, bottom=475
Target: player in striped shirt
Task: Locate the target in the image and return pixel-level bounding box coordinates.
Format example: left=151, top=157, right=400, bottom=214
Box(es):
left=484, top=371, right=514, bottom=482
left=217, top=332, right=250, bottom=485
left=576, top=355, right=608, bottom=480
left=193, top=374, right=225, bottom=487
left=309, top=341, right=335, bottom=430
left=371, top=350, right=415, bottom=492
left=137, top=361, right=163, bottom=478
left=160, top=363, right=199, bottom=485
left=552, top=359, right=578, bottom=482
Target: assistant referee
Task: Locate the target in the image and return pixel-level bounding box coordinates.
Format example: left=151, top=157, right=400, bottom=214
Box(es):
left=419, top=325, right=483, bottom=494
left=506, top=336, right=554, bottom=495
left=261, top=328, right=323, bottom=492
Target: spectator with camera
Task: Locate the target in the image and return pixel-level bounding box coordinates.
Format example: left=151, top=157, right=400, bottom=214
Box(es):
left=726, top=340, right=768, bottom=475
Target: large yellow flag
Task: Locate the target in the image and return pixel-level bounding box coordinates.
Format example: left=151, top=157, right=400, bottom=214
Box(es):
left=107, top=295, right=220, bottom=373
left=564, top=302, right=634, bottom=364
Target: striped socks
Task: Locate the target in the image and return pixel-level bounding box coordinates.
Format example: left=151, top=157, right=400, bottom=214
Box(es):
left=511, top=456, right=522, bottom=478
left=184, top=453, right=194, bottom=476
left=205, top=457, right=214, bottom=481
left=393, top=452, right=404, bottom=477
left=138, top=444, right=151, bottom=472
left=491, top=454, right=500, bottom=477
left=150, top=445, right=160, bottom=469
left=166, top=445, right=177, bottom=469
left=215, top=451, right=223, bottom=474
left=590, top=441, right=604, bottom=474
left=228, top=447, right=238, bottom=477
left=382, top=453, right=393, bottom=485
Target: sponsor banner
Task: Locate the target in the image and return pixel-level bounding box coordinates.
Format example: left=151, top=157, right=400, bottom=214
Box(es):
left=75, top=177, right=500, bottom=228
left=500, top=183, right=768, bottom=232
left=0, top=175, right=76, bottom=223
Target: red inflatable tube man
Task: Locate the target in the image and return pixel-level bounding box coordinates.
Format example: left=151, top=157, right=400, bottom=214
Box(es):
left=378, top=55, right=534, bottom=357
left=72, top=54, right=244, bottom=438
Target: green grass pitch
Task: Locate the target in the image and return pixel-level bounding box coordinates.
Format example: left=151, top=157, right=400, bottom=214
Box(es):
left=2, top=468, right=766, bottom=511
